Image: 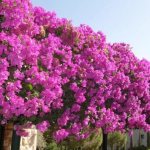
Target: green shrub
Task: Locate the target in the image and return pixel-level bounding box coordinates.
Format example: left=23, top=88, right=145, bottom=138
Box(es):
left=108, top=131, right=127, bottom=150
left=43, top=128, right=102, bottom=150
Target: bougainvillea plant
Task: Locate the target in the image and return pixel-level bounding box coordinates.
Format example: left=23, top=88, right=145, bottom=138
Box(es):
left=0, top=0, right=150, bottom=143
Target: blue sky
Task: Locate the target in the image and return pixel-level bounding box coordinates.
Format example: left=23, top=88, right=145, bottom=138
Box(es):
left=31, top=0, right=150, bottom=60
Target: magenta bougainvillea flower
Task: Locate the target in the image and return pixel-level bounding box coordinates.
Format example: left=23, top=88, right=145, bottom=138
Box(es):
left=0, top=0, right=150, bottom=142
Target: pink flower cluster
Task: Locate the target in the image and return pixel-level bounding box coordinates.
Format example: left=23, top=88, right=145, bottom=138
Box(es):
left=0, top=0, right=150, bottom=142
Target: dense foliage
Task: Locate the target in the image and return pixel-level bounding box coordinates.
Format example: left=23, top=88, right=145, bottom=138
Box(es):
left=44, top=128, right=102, bottom=150
left=0, top=0, right=150, bottom=142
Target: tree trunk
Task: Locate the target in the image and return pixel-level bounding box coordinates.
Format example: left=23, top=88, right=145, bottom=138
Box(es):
left=102, top=130, right=107, bottom=150
left=3, top=123, right=14, bottom=150
left=0, top=125, right=5, bottom=150
left=116, top=146, right=119, bottom=150
left=11, top=129, right=21, bottom=150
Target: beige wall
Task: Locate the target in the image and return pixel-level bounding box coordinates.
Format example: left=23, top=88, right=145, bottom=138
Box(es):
left=20, top=126, right=37, bottom=150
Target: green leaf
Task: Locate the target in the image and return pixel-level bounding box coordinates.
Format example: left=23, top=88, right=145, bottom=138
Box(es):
left=105, top=98, right=113, bottom=109
left=38, top=60, right=47, bottom=71
left=31, top=90, right=39, bottom=98
left=19, top=89, right=27, bottom=98
left=0, top=15, right=5, bottom=23
left=55, top=26, right=63, bottom=36
left=24, top=83, right=33, bottom=91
